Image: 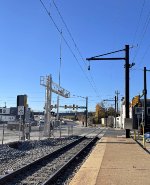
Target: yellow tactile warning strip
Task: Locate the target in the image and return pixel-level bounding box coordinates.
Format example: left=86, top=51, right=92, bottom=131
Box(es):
left=69, top=137, right=107, bottom=185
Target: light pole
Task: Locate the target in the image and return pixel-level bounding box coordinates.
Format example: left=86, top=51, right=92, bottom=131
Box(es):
left=85, top=96, right=88, bottom=127
left=115, top=90, right=120, bottom=115
left=57, top=30, right=62, bottom=121
left=73, top=95, right=88, bottom=127
left=103, top=96, right=117, bottom=128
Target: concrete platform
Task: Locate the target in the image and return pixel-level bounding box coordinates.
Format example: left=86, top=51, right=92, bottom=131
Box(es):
left=69, top=136, right=150, bottom=185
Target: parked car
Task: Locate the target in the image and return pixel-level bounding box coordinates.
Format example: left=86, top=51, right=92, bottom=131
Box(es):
left=144, top=132, right=150, bottom=142
left=31, top=120, right=38, bottom=126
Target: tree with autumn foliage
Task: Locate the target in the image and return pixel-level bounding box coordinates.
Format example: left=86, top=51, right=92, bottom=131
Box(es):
left=94, top=101, right=117, bottom=124
left=107, top=107, right=116, bottom=117
left=95, top=102, right=105, bottom=124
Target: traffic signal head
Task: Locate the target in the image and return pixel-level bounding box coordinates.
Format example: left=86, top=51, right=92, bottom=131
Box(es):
left=51, top=111, right=55, bottom=115
left=132, top=95, right=140, bottom=107
left=65, top=105, right=67, bottom=109
left=17, top=95, right=27, bottom=107
left=73, top=104, right=75, bottom=110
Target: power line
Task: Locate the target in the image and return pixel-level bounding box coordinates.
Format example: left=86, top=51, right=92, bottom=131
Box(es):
left=39, top=0, right=100, bottom=97
left=52, top=0, right=101, bottom=97
left=140, top=44, right=150, bottom=64
left=131, top=67, right=143, bottom=71
left=89, top=48, right=125, bottom=59
left=132, top=0, right=146, bottom=45
left=52, top=0, right=88, bottom=68
left=132, top=9, right=150, bottom=64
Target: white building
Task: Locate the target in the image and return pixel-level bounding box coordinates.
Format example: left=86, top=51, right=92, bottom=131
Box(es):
left=119, top=98, right=133, bottom=129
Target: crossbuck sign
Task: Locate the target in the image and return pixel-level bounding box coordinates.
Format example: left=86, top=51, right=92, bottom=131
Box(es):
left=18, top=106, right=24, bottom=115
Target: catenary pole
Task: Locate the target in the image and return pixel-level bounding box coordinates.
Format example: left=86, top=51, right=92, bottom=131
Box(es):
left=115, top=90, right=120, bottom=115
left=103, top=97, right=117, bottom=128
left=125, top=45, right=130, bottom=138
left=85, top=97, right=88, bottom=127
left=144, top=67, right=147, bottom=131
left=86, top=45, right=133, bottom=138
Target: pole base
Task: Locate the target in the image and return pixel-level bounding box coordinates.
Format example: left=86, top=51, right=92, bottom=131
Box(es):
left=126, top=129, right=130, bottom=138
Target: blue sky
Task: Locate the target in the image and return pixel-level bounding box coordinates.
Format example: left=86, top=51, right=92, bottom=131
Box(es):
left=1, top=0, right=150, bottom=112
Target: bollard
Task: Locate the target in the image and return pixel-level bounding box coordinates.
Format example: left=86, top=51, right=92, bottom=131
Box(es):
left=138, top=131, right=139, bottom=140
left=134, top=130, right=136, bottom=140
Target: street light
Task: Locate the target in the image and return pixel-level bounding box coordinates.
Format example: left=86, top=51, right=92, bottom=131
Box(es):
left=73, top=95, right=88, bottom=127
left=57, top=30, right=62, bottom=121
left=103, top=96, right=117, bottom=128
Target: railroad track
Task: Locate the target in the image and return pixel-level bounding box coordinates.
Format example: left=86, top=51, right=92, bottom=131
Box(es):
left=0, top=128, right=105, bottom=185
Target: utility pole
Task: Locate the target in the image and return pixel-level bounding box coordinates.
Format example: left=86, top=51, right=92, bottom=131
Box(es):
left=86, top=45, right=134, bottom=138
left=73, top=95, right=88, bottom=127
left=144, top=67, right=147, bottom=132
left=115, top=96, right=116, bottom=127
left=57, top=30, right=62, bottom=121
left=125, top=45, right=130, bottom=138
left=103, top=96, right=117, bottom=128
left=115, top=90, right=120, bottom=115
left=143, top=67, right=150, bottom=132
left=85, top=97, right=88, bottom=127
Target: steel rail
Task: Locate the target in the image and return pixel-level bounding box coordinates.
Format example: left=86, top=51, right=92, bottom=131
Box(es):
left=42, top=134, right=100, bottom=185
left=0, top=136, right=85, bottom=184
left=82, top=127, right=104, bottom=137
left=0, top=128, right=104, bottom=184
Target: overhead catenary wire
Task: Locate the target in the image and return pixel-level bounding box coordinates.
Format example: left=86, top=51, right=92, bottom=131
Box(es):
left=52, top=0, right=101, bottom=97
left=132, top=8, right=150, bottom=65
left=52, top=0, right=100, bottom=97
left=131, top=67, right=143, bottom=71
left=132, top=0, right=146, bottom=46
left=129, top=0, right=150, bottom=74
left=140, top=44, right=150, bottom=64
left=39, top=0, right=100, bottom=97
left=89, top=48, right=125, bottom=59
left=131, top=0, right=146, bottom=71
left=52, top=0, right=87, bottom=67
